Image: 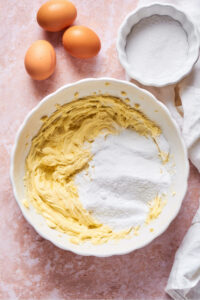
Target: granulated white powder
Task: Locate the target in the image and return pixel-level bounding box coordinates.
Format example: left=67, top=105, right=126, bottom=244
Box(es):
left=76, top=129, right=172, bottom=231
left=126, top=15, right=188, bottom=81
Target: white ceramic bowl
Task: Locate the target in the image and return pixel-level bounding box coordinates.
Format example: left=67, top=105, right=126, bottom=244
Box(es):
left=117, top=3, right=200, bottom=87
left=10, top=78, right=189, bottom=257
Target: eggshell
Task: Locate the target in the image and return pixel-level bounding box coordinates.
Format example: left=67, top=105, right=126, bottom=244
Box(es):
left=24, top=40, right=56, bottom=80
left=62, top=26, right=101, bottom=58
left=37, top=0, right=77, bottom=32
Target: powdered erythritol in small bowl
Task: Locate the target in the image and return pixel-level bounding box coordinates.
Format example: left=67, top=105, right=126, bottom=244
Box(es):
left=126, top=15, right=188, bottom=82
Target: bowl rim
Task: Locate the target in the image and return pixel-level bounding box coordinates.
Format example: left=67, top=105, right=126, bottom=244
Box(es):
left=10, top=77, right=189, bottom=257
left=116, top=3, right=200, bottom=87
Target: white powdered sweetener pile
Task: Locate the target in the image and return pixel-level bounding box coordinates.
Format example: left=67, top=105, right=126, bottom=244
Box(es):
left=76, top=129, right=172, bottom=231
left=126, top=15, right=188, bottom=81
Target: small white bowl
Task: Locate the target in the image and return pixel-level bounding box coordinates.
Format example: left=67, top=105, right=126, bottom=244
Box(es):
left=117, top=3, right=200, bottom=87
left=10, top=78, right=189, bottom=257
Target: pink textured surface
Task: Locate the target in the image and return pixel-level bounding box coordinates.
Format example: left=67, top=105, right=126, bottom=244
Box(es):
left=1, top=1, right=200, bottom=299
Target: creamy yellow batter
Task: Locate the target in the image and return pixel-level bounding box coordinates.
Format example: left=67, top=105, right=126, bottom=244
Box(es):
left=25, top=95, right=162, bottom=245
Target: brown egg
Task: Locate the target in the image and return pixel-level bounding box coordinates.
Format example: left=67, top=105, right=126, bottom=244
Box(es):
left=37, top=0, right=77, bottom=32
left=24, top=40, right=56, bottom=80
left=62, top=26, right=101, bottom=58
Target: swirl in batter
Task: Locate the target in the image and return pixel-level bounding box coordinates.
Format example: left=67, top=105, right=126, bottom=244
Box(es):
left=25, top=95, right=161, bottom=245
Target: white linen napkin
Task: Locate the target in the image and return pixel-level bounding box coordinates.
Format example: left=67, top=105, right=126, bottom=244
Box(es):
left=132, top=0, right=200, bottom=298
left=166, top=204, right=200, bottom=300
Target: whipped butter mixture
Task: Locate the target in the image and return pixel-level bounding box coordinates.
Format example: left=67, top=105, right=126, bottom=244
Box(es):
left=25, top=95, right=169, bottom=245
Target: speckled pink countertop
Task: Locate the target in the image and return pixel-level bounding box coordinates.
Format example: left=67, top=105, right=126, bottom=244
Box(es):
left=1, top=1, right=200, bottom=299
